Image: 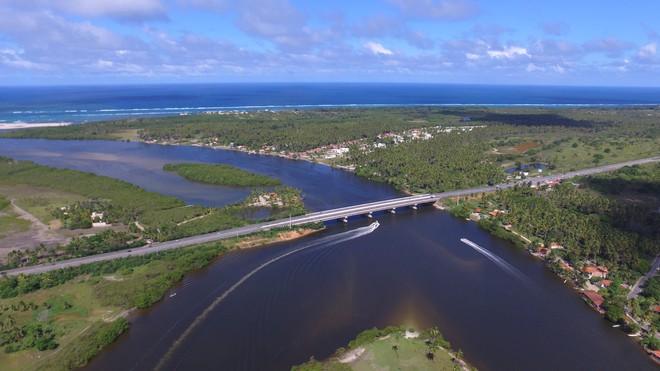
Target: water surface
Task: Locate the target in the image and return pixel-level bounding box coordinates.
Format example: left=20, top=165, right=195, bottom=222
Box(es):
left=0, top=139, right=653, bottom=370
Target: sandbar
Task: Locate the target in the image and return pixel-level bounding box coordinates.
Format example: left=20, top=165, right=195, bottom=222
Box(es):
left=0, top=122, right=72, bottom=129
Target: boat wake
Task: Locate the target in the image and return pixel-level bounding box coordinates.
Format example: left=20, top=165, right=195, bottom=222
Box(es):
left=460, top=238, right=535, bottom=288
left=155, top=222, right=380, bottom=370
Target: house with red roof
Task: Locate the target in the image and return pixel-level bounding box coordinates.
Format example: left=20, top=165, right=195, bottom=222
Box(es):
left=582, top=290, right=605, bottom=313
left=581, top=265, right=608, bottom=279
left=651, top=350, right=660, bottom=362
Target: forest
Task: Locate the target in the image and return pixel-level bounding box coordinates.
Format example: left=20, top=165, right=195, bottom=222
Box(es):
left=1, top=107, right=657, bottom=194
left=163, top=162, right=282, bottom=187
left=452, top=163, right=659, bottom=276
left=346, top=129, right=506, bottom=192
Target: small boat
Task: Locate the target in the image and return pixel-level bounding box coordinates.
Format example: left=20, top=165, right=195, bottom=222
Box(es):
left=371, top=221, right=380, bottom=229
left=169, top=292, right=177, bottom=298
left=612, top=324, right=620, bottom=328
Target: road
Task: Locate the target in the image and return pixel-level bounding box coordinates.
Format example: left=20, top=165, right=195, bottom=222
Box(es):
left=2, top=156, right=658, bottom=277
left=628, top=255, right=660, bottom=300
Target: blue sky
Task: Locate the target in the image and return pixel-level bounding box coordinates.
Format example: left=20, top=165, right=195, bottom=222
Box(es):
left=0, top=0, right=658, bottom=86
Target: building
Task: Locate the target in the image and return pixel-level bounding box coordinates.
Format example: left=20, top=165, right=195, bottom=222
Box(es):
left=582, top=290, right=605, bottom=313
left=549, top=242, right=565, bottom=250
left=651, top=350, right=660, bottom=362
left=581, top=265, right=608, bottom=279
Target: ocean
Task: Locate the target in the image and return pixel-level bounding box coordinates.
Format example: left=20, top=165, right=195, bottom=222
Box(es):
left=1, top=83, right=659, bottom=124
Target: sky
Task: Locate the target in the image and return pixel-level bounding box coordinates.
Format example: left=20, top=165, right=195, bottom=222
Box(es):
left=0, top=0, right=658, bottom=86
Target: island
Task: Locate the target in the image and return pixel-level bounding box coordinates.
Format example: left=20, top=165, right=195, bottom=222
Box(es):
left=163, top=162, right=282, bottom=187
left=292, top=326, right=471, bottom=371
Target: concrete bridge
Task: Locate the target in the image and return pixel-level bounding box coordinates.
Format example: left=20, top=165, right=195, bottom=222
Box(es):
left=3, top=156, right=658, bottom=276
left=260, top=193, right=438, bottom=228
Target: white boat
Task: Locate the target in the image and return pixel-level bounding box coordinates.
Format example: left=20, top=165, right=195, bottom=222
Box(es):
left=371, top=221, right=380, bottom=229
left=169, top=292, right=177, bottom=298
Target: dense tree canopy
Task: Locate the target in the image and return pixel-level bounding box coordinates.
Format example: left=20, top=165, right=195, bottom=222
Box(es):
left=163, top=163, right=282, bottom=187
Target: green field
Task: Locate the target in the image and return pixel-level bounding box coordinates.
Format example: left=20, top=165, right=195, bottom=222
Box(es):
left=0, top=185, right=85, bottom=227
left=0, top=195, right=31, bottom=239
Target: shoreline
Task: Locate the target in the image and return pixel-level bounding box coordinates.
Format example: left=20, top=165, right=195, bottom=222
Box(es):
left=0, top=224, right=326, bottom=369
left=229, top=226, right=325, bottom=249
left=0, top=122, right=72, bottom=129
left=454, top=204, right=658, bottom=359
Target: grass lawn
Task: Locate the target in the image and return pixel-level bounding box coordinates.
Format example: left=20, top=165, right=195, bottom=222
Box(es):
left=295, top=327, right=468, bottom=371
left=0, top=211, right=31, bottom=239
left=0, top=185, right=84, bottom=226
left=548, top=137, right=659, bottom=172
left=0, top=276, right=124, bottom=371
left=351, top=335, right=458, bottom=371
left=493, top=134, right=659, bottom=175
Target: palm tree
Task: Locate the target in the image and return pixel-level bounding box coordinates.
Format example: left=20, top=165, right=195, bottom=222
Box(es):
left=5, top=316, right=15, bottom=329
left=10, top=327, right=24, bottom=342
left=428, top=327, right=440, bottom=341
left=392, top=344, right=399, bottom=358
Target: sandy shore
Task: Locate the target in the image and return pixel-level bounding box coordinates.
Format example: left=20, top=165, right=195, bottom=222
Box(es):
left=233, top=227, right=324, bottom=249
left=0, top=122, right=72, bottom=129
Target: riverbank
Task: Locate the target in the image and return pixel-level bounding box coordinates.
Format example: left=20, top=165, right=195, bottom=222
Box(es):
left=227, top=227, right=325, bottom=250
left=439, top=166, right=660, bottom=359
left=0, top=224, right=325, bottom=369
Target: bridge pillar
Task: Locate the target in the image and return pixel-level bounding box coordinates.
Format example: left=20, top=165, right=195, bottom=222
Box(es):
left=411, top=204, right=418, bottom=210
left=390, top=208, right=396, bottom=214
left=367, top=212, right=373, bottom=218
left=342, top=217, right=348, bottom=223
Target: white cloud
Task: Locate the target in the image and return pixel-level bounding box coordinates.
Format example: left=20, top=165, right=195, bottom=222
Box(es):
left=233, top=0, right=326, bottom=52
left=5, top=0, right=167, bottom=21
left=0, top=49, right=50, bottom=70
left=541, top=22, right=569, bottom=36
left=487, top=46, right=530, bottom=59
left=638, top=43, right=657, bottom=60
left=526, top=63, right=566, bottom=74
left=178, top=0, right=229, bottom=12
left=526, top=63, right=544, bottom=72
left=552, top=64, right=565, bottom=74
left=387, top=0, right=479, bottom=20
left=352, top=14, right=434, bottom=50
left=465, top=53, right=480, bottom=60
left=583, top=37, right=633, bottom=58
left=364, top=42, right=394, bottom=55
left=61, top=0, right=166, bottom=19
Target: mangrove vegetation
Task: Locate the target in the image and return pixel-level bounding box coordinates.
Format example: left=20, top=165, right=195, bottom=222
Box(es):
left=163, top=162, right=282, bottom=187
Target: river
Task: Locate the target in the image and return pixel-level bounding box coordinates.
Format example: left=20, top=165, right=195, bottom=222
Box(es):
left=0, top=139, right=654, bottom=370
